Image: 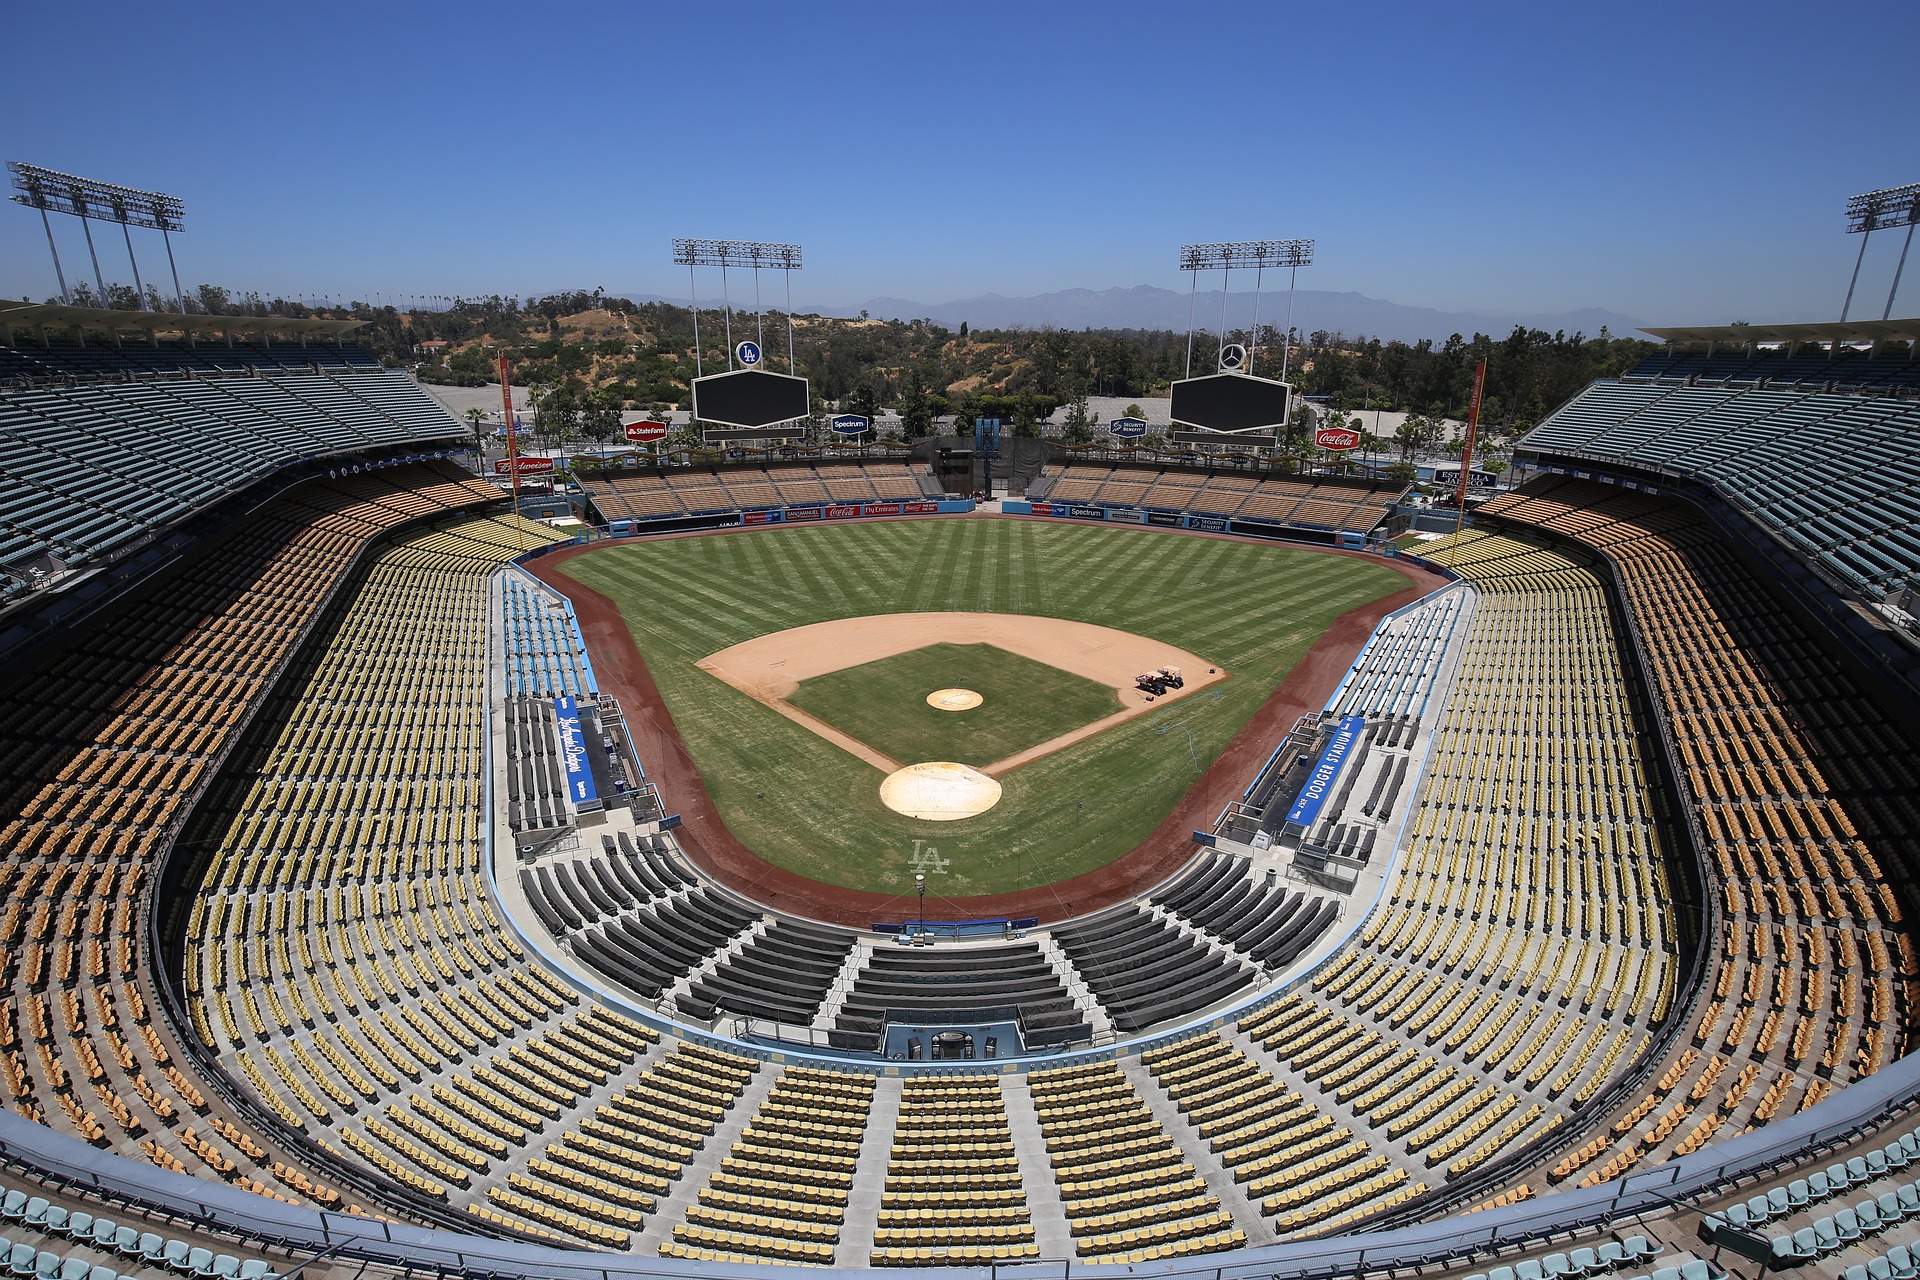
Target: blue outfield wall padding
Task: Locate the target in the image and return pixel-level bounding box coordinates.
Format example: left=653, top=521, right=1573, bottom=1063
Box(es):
left=1285, top=714, right=1367, bottom=826
left=1001, top=500, right=1033, bottom=514
left=553, top=694, right=599, bottom=806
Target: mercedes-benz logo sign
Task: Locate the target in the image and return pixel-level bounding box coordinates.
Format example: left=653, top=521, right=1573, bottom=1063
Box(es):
left=1218, top=343, right=1247, bottom=371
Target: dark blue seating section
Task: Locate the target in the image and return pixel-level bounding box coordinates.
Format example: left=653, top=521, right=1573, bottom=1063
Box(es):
left=1519, top=380, right=1920, bottom=598
left=0, top=352, right=465, bottom=574
left=0, top=338, right=377, bottom=384
left=1053, top=905, right=1254, bottom=1034
left=830, top=943, right=1086, bottom=1052
left=1619, top=348, right=1920, bottom=394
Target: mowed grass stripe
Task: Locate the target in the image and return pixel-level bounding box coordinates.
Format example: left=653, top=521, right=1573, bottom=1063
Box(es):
left=561, top=519, right=1406, bottom=894
left=790, top=643, right=1122, bottom=768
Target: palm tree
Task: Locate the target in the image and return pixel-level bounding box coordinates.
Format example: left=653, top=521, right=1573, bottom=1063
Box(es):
left=463, top=407, right=489, bottom=474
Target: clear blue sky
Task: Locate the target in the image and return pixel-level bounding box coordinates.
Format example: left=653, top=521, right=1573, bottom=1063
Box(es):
left=5, top=1, right=1918, bottom=325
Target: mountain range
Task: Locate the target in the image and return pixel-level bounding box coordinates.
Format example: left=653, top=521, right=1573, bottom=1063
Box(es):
left=618, top=284, right=1647, bottom=345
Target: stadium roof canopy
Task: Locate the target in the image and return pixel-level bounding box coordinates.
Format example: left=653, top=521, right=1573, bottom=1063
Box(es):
left=1642, top=316, right=1920, bottom=351
left=0, top=300, right=364, bottom=343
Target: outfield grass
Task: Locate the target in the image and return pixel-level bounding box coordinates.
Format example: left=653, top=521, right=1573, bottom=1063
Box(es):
left=789, top=642, right=1123, bottom=768
left=561, top=519, right=1405, bottom=897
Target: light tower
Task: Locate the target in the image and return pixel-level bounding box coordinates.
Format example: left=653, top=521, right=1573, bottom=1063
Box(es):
left=1840, top=182, right=1920, bottom=322
left=8, top=161, right=186, bottom=311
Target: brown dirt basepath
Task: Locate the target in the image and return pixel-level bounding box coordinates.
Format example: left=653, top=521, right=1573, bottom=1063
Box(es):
left=530, top=518, right=1447, bottom=926
left=698, top=612, right=1227, bottom=778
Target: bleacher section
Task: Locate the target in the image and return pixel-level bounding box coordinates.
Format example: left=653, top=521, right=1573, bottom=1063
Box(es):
left=588, top=462, right=927, bottom=524
left=19, top=321, right=1920, bottom=1277
left=0, top=1171, right=278, bottom=1280
left=1027, top=1060, right=1245, bottom=1261
left=0, top=337, right=378, bottom=384
left=1043, top=463, right=1398, bottom=533
left=0, top=351, right=466, bottom=578
left=1514, top=379, right=1920, bottom=598
left=1053, top=906, right=1259, bottom=1034
left=177, top=515, right=799, bottom=1241
left=1618, top=346, right=1920, bottom=394
left=499, top=571, right=596, bottom=699
left=1330, top=584, right=1474, bottom=721
left=1466, top=480, right=1920, bottom=1186
left=831, top=944, right=1085, bottom=1053
left=1120, top=532, right=1680, bottom=1235
left=0, top=461, right=499, bottom=1206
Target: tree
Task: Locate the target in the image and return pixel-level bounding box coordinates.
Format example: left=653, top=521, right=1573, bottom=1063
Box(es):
left=949, top=391, right=982, bottom=440
left=580, top=391, right=622, bottom=454
left=1062, top=391, right=1091, bottom=442
left=1395, top=415, right=1433, bottom=464
left=533, top=384, right=579, bottom=448
left=1123, top=403, right=1144, bottom=421
left=1011, top=393, right=1040, bottom=439
left=899, top=370, right=933, bottom=438
left=463, top=407, right=489, bottom=463
left=1285, top=402, right=1316, bottom=446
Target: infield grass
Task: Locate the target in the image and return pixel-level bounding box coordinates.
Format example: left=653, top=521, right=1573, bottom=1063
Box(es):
left=558, top=519, right=1405, bottom=896
left=788, top=642, right=1123, bottom=768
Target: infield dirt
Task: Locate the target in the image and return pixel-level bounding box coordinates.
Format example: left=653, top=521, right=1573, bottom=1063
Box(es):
left=696, top=612, right=1226, bottom=775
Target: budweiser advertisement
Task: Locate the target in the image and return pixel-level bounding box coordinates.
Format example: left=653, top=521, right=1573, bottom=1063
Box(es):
left=495, top=456, right=556, bottom=475
left=623, top=420, right=669, bottom=443
left=1314, top=426, right=1362, bottom=452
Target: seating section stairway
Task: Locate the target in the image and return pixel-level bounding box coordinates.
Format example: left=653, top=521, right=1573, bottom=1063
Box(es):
left=1462, top=480, right=1920, bottom=1189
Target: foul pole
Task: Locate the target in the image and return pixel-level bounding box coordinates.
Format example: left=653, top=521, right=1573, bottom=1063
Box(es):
left=499, top=353, right=524, bottom=556
left=1446, top=359, right=1487, bottom=571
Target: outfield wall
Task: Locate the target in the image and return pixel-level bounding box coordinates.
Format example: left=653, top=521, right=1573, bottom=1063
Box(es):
left=602, top=498, right=974, bottom=538
left=1001, top=498, right=1373, bottom=548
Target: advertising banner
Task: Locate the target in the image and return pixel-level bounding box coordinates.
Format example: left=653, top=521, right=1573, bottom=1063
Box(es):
left=553, top=695, right=599, bottom=807
left=1285, top=714, right=1366, bottom=827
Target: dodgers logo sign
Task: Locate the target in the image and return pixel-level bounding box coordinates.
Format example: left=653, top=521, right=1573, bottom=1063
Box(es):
left=1285, top=714, right=1366, bottom=826
left=553, top=695, right=599, bottom=806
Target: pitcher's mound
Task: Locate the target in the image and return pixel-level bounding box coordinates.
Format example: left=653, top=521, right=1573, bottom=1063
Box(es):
left=879, top=761, right=1002, bottom=821
left=926, top=688, right=984, bottom=712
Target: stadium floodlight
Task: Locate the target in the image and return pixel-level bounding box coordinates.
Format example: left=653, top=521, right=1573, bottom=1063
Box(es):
left=1177, top=239, right=1314, bottom=272
left=672, top=238, right=805, bottom=378
left=1840, top=182, right=1920, bottom=322
left=1178, top=238, right=1315, bottom=383
left=8, top=161, right=187, bottom=312
left=671, top=238, right=804, bottom=270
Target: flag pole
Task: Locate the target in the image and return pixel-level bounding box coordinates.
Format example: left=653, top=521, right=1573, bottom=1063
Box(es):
left=500, top=353, right=524, bottom=556
left=1447, top=358, right=1486, bottom=572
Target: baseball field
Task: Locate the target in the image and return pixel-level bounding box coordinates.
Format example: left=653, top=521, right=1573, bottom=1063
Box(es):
left=559, top=518, right=1405, bottom=897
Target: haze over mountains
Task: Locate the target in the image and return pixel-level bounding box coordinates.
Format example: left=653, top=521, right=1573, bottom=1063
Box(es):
left=620, top=284, right=1648, bottom=345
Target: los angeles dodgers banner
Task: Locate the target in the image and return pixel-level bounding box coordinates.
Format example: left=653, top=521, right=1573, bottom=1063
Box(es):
left=1285, top=714, right=1366, bottom=827
left=554, top=695, right=599, bottom=806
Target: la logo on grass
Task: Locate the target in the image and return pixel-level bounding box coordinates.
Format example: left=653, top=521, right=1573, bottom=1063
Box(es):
left=908, top=840, right=950, bottom=876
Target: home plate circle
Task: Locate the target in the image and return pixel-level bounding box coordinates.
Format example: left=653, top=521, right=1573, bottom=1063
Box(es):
left=926, top=688, right=983, bottom=712
left=879, top=761, right=1002, bottom=820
